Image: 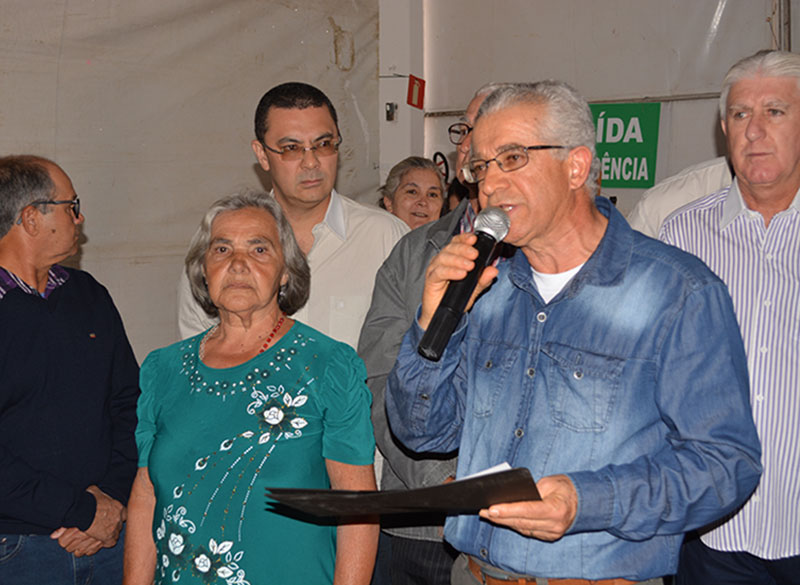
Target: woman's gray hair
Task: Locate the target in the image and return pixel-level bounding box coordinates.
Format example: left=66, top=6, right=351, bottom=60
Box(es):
left=476, top=80, right=600, bottom=196
left=720, top=50, right=800, bottom=118
left=379, top=156, right=443, bottom=205
left=185, top=189, right=310, bottom=317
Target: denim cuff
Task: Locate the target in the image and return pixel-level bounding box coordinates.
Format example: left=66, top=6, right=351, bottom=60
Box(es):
left=566, top=470, right=615, bottom=533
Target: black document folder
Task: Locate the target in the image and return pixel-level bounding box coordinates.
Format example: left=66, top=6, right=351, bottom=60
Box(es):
left=265, top=467, right=540, bottom=517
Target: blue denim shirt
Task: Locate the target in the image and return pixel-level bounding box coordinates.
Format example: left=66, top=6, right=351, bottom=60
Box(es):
left=386, top=198, right=762, bottom=580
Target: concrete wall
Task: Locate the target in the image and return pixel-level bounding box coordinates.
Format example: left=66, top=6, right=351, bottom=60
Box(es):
left=1, top=0, right=380, bottom=361
left=1, top=0, right=793, bottom=361
left=379, top=0, right=780, bottom=216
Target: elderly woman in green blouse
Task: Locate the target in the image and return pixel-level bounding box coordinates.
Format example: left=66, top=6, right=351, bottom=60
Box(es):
left=123, top=190, right=378, bottom=585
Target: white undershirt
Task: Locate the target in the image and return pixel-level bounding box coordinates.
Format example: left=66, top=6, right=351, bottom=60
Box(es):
left=531, top=263, right=584, bottom=303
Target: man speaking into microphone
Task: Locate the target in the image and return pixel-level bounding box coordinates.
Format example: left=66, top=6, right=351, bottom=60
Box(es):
left=386, top=81, right=762, bottom=585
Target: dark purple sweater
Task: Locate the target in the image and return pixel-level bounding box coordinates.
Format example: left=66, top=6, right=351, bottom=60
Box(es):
left=0, top=267, right=139, bottom=533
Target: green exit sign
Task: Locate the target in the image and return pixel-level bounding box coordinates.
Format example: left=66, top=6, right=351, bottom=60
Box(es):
left=589, top=103, right=661, bottom=189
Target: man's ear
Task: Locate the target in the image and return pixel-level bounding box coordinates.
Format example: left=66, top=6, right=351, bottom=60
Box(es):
left=721, top=118, right=728, bottom=138
left=567, top=146, right=593, bottom=190
left=252, top=140, right=270, bottom=172
left=382, top=196, right=394, bottom=213
left=18, top=205, right=40, bottom=236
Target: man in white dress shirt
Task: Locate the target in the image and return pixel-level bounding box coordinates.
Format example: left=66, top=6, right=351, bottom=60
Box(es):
left=178, top=82, right=408, bottom=348
left=661, top=50, right=800, bottom=585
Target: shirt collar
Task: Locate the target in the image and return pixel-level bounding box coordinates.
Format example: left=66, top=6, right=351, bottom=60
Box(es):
left=509, top=196, right=630, bottom=295
left=0, top=264, right=70, bottom=300
left=321, top=189, right=347, bottom=240
left=721, top=178, right=800, bottom=228
left=721, top=180, right=752, bottom=228
left=268, top=188, right=346, bottom=241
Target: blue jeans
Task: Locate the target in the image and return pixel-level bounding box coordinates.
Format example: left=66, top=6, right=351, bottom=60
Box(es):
left=0, top=531, right=124, bottom=585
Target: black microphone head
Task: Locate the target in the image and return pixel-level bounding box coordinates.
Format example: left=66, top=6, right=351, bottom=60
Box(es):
left=474, top=207, right=510, bottom=241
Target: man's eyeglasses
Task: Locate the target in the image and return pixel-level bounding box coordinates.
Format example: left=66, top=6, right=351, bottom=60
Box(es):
left=462, top=145, right=566, bottom=183
left=29, top=197, right=81, bottom=219
left=263, top=137, right=342, bottom=161
left=448, top=122, right=472, bottom=146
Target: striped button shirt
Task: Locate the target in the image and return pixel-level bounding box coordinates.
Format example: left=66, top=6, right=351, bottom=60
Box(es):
left=0, top=265, right=69, bottom=300
left=660, top=179, right=800, bottom=560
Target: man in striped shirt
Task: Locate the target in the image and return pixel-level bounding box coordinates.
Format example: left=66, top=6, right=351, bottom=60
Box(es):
left=661, top=50, right=800, bottom=585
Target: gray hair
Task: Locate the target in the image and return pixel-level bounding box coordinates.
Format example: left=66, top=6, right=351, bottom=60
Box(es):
left=476, top=80, right=600, bottom=196
left=0, top=155, right=56, bottom=238
left=379, top=156, right=444, bottom=205
left=474, top=81, right=514, bottom=101
left=720, top=50, right=800, bottom=118
left=185, top=189, right=310, bottom=317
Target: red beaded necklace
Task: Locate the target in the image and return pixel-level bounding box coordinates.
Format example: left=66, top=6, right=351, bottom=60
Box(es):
left=258, top=313, right=285, bottom=354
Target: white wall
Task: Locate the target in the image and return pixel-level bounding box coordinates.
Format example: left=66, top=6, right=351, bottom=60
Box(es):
left=2, top=0, right=793, bottom=360
left=378, top=0, right=425, bottom=184
left=419, top=0, right=779, bottom=215
left=0, top=0, right=380, bottom=361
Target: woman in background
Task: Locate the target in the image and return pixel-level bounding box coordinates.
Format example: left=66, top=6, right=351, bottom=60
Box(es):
left=379, top=156, right=445, bottom=230
left=123, top=190, right=377, bottom=585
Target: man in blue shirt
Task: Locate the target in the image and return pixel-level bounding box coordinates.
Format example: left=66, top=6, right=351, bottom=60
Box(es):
left=386, top=81, right=762, bottom=584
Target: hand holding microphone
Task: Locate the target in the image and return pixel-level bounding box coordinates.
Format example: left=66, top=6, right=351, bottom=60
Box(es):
left=418, top=207, right=510, bottom=361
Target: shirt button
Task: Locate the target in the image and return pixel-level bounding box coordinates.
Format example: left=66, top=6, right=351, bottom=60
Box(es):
left=755, top=394, right=764, bottom=402
left=485, top=360, right=493, bottom=369
left=526, top=367, right=535, bottom=378
left=765, top=253, right=773, bottom=261
left=759, top=346, right=768, bottom=354
left=420, top=393, right=430, bottom=401
left=480, top=547, right=488, bottom=558
left=515, top=428, right=524, bottom=438
left=536, top=312, right=547, bottom=323
left=763, top=299, right=772, bottom=307
left=336, top=300, right=345, bottom=309
left=573, top=370, right=583, bottom=380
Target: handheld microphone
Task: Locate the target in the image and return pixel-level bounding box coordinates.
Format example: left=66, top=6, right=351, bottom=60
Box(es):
left=417, top=207, right=510, bottom=361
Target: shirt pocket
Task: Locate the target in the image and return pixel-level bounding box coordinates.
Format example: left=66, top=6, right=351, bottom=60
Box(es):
left=470, top=342, right=520, bottom=418
left=328, top=295, right=370, bottom=347
left=541, top=343, right=624, bottom=432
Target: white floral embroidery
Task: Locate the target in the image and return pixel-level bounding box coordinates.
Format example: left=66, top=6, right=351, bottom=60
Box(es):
left=263, top=406, right=284, bottom=425
left=194, top=553, right=211, bottom=573
left=168, top=533, right=185, bottom=555
left=156, top=505, right=249, bottom=584
left=209, top=538, right=233, bottom=555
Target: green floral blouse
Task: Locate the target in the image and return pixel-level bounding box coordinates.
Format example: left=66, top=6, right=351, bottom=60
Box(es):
left=136, top=322, right=374, bottom=584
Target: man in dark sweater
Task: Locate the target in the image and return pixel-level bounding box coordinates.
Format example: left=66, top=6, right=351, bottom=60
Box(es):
left=0, top=155, right=140, bottom=585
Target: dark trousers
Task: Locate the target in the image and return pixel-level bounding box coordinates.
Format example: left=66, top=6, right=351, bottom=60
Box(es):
left=371, top=530, right=457, bottom=585
left=371, top=531, right=393, bottom=585
left=389, top=534, right=457, bottom=585
left=677, top=533, right=800, bottom=585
